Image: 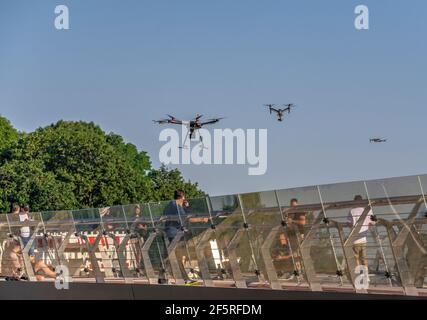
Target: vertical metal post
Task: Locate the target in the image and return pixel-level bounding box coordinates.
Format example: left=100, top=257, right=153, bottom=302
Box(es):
left=275, top=190, right=302, bottom=284
left=369, top=182, right=393, bottom=287
left=317, top=186, right=344, bottom=286
left=237, top=194, right=262, bottom=283
left=146, top=203, right=168, bottom=283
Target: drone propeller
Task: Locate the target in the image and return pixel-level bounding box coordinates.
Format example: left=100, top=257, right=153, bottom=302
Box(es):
left=153, top=119, right=168, bottom=124
left=205, top=117, right=225, bottom=121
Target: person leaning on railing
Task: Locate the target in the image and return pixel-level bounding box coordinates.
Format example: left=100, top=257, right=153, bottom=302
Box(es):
left=162, top=190, right=209, bottom=243
left=286, top=198, right=307, bottom=240
left=161, top=190, right=209, bottom=284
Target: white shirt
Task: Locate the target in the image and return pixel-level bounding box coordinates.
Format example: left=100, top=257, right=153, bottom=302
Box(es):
left=347, top=207, right=374, bottom=244
left=19, top=213, right=31, bottom=238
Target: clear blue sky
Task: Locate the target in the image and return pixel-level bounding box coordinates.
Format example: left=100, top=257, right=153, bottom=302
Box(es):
left=0, top=0, right=426, bottom=196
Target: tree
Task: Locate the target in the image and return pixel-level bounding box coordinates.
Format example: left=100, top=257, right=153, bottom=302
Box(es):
left=0, top=119, right=205, bottom=212
left=19, top=120, right=148, bottom=208
left=0, top=158, right=77, bottom=212
left=148, top=165, right=206, bottom=202
left=0, top=115, right=19, bottom=160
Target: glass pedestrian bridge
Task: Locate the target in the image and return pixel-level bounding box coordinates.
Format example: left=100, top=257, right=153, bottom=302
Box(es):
left=1, top=174, right=427, bottom=297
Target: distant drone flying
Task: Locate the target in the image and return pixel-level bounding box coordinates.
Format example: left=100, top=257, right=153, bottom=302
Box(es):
left=153, top=114, right=224, bottom=148
left=370, top=138, right=387, bottom=143
left=265, top=103, right=295, bottom=121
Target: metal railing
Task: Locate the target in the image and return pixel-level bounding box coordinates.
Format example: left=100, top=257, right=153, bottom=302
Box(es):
left=0, top=174, right=426, bottom=296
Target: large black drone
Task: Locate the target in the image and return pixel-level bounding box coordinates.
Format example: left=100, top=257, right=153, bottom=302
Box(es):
left=154, top=114, right=224, bottom=148
left=265, top=103, right=295, bottom=121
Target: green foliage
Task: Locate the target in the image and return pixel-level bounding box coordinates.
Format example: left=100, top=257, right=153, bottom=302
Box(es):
left=0, top=119, right=204, bottom=212
left=0, top=115, right=19, bottom=160
left=240, top=192, right=264, bottom=209
left=147, top=165, right=206, bottom=202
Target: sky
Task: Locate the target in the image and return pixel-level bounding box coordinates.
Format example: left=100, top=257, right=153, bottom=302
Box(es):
left=0, top=0, right=426, bottom=196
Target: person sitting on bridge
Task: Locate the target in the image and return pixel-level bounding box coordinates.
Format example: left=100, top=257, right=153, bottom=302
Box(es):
left=272, top=232, right=294, bottom=280
left=1, top=239, right=56, bottom=281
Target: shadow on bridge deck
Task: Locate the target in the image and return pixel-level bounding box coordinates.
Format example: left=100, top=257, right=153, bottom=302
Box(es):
left=0, top=281, right=426, bottom=300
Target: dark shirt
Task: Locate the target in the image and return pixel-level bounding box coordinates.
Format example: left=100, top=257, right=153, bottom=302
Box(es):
left=288, top=211, right=307, bottom=237
left=272, top=241, right=291, bottom=260
left=163, top=201, right=186, bottom=240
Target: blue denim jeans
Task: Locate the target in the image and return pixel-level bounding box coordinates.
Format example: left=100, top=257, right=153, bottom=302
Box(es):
left=21, top=236, right=35, bottom=256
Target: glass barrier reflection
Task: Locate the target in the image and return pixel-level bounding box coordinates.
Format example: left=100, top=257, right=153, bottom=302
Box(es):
left=0, top=174, right=425, bottom=295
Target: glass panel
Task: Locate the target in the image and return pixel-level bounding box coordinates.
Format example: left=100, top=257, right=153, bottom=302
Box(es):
left=0, top=214, right=19, bottom=279
left=411, top=175, right=427, bottom=288
left=122, top=203, right=150, bottom=280
left=5, top=212, right=50, bottom=280
left=239, top=191, right=283, bottom=289
left=364, top=176, right=424, bottom=290
left=0, top=173, right=424, bottom=295
left=276, top=186, right=322, bottom=289
left=70, top=208, right=102, bottom=281
left=179, top=197, right=211, bottom=285
left=98, top=205, right=128, bottom=281
left=317, top=181, right=369, bottom=289
left=146, top=200, right=175, bottom=284
left=39, top=210, right=75, bottom=275
left=208, top=194, right=244, bottom=287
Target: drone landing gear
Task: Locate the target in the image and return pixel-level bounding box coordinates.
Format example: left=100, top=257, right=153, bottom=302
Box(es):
left=179, top=129, right=209, bottom=150
left=199, top=135, right=208, bottom=150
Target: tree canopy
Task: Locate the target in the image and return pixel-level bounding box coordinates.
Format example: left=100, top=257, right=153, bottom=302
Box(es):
left=0, top=116, right=205, bottom=212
